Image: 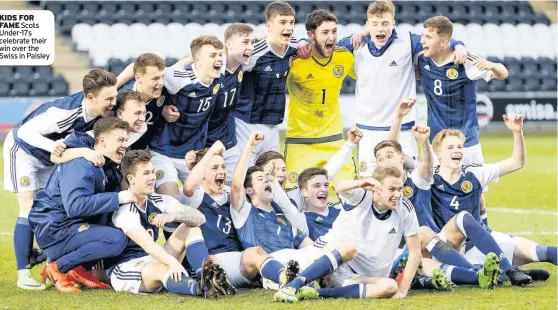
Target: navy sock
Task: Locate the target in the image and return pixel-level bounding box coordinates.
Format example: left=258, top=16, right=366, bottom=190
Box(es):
left=536, top=245, right=557, bottom=265
left=480, top=209, right=488, bottom=227
left=459, top=213, right=512, bottom=271
left=441, top=264, right=478, bottom=285
left=185, top=240, right=208, bottom=278
left=430, top=240, right=473, bottom=269
left=287, top=250, right=343, bottom=290
left=14, top=217, right=33, bottom=270
left=260, top=258, right=284, bottom=284
left=318, top=283, right=364, bottom=299
left=164, top=275, right=199, bottom=296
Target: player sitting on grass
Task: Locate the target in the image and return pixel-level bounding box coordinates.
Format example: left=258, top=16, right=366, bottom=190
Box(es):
left=430, top=115, right=555, bottom=284
left=4, top=69, right=118, bottom=290
left=180, top=140, right=298, bottom=289
left=28, top=118, right=133, bottom=293
left=231, top=133, right=357, bottom=303
left=105, top=150, right=234, bottom=298
left=297, top=167, right=421, bottom=300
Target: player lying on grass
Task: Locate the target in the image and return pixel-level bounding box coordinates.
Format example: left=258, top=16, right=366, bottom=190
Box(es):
left=296, top=167, right=421, bottom=300
left=417, top=16, right=509, bottom=228
left=180, top=140, right=300, bottom=289
left=231, top=133, right=357, bottom=303
left=105, top=150, right=235, bottom=298
left=52, top=90, right=150, bottom=166
left=28, top=118, right=133, bottom=293
left=4, top=69, right=118, bottom=290
left=431, top=116, right=556, bottom=273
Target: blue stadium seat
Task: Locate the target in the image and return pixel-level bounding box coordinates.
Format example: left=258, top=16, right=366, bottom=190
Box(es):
left=34, top=66, right=54, bottom=78
left=450, top=4, right=467, bottom=21
left=165, top=57, right=178, bottom=67
left=504, top=78, right=523, bottom=92
left=133, top=11, right=153, bottom=24
left=96, top=11, right=116, bottom=25
left=99, top=2, right=118, bottom=15
left=483, top=4, right=501, bottom=19
left=59, top=14, right=78, bottom=34
left=468, top=6, right=484, bottom=19
left=44, top=1, right=63, bottom=15
left=540, top=78, right=557, bottom=91
left=9, top=77, right=30, bottom=96
left=82, top=2, right=100, bottom=14
left=78, top=11, right=98, bottom=26
left=14, top=66, right=34, bottom=78
left=138, top=3, right=155, bottom=14
left=523, top=78, right=540, bottom=92
left=521, top=63, right=538, bottom=78
left=507, top=63, right=522, bottom=76
left=0, top=81, right=9, bottom=96
left=0, top=66, right=13, bottom=77
left=477, top=79, right=489, bottom=92
left=417, top=3, right=435, bottom=19
left=29, top=80, right=50, bottom=96
left=488, top=79, right=506, bottom=92
left=49, top=75, right=70, bottom=97
left=155, top=2, right=173, bottom=15
left=63, top=2, right=81, bottom=15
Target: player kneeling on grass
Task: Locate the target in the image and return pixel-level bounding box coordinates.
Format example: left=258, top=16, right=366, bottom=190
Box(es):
left=231, top=133, right=357, bottom=303
left=297, top=168, right=421, bottom=300
left=180, top=140, right=299, bottom=289
left=29, top=118, right=133, bottom=293
left=105, top=150, right=235, bottom=297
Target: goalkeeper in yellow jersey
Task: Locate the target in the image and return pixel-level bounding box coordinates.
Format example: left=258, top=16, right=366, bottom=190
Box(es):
left=285, top=9, right=357, bottom=202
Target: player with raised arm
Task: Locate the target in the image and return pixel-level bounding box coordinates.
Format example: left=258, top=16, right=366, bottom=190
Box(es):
left=417, top=16, right=509, bottom=227
left=149, top=36, right=223, bottom=199
left=230, top=133, right=357, bottom=303
left=105, top=150, right=234, bottom=298
left=336, top=1, right=466, bottom=176
left=285, top=9, right=357, bottom=198
left=430, top=114, right=536, bottom=286
left=3, top=69, right=117, bottom=290
left=181, top=141, right=301, bottom=289
left=28, top=118, right=133, bottom=293
left=234, top=1, right=306, bottom=164
left=298, top=167, right=421, bottom=300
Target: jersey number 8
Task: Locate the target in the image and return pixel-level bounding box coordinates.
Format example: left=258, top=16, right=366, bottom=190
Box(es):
left=433, top=79, right=443, bottom=96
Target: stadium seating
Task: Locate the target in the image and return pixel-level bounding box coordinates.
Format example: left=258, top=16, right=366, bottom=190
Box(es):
left=0, top=66, right=69, bottom=97
left=17, top=1, right=556, bottom=95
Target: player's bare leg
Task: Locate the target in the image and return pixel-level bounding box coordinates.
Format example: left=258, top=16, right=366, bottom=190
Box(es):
left=351, top=277, right=399, bottom=298
left=15, top=191, right=46, bottom=290
left=156, top=182, right=180, bottom=200
left=480, top=193, right=488, bottom=225
left=508, top=236, right=556, bottom=278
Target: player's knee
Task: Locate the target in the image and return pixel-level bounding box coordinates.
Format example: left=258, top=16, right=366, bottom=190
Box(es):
left=418, top=226, right=436, bottom=248
left=339, top=243, right=358, bottom=262
left=105, top=230, right=127, bottom=256
left=381, top=278, right=399, bottom=298
left=242, top=246, right=268, bottom=266
left=16, top=192, right=35, bottom=214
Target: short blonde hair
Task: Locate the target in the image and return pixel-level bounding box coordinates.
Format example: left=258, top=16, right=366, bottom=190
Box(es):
left=367, top=0, right=395, bottom=18
left=432, top=129, right=466, bottom=151
left=224, top=23, right=254, bottom=41
left=372, top=166, right=402, bottom=183
left=190, top=35, right=224, bottom=58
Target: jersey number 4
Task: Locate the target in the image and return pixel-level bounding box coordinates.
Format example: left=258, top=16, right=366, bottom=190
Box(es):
left=450, top=196, right=460, bottom=210
left=433, top=79, right=443, bottom=96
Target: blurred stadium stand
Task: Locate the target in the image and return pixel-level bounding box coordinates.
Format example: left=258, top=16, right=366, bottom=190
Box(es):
left=4, top=1, right=557, bottom=96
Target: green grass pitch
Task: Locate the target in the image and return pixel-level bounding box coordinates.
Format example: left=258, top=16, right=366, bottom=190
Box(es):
left=0, top=133, right=556, bottom=310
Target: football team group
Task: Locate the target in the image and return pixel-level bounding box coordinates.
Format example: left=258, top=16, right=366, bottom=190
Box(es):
left=4, top=0, right=557, bottom=303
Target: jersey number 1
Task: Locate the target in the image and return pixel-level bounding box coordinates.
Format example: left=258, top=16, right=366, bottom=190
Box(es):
left=321, top=89, right=326, bottom=104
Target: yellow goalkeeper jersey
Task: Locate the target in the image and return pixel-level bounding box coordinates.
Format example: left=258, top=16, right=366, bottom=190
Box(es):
left=286, top=46, right=355, bottom=140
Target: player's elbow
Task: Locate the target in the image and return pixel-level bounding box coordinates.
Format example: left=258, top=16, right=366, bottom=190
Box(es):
left=182, top=184, right=196, bottom=198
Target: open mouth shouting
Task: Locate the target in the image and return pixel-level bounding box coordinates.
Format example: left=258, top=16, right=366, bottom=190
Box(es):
left=264, top=185, right=273, bottom=194
left=451, top=153, right=463, bottom=164
left=116, top=148, right=126, bottom=161
left=213, top=61, right=223, bottom=73
left=316, top=192, right=328, bottom=204
left=375, top=33, right=387, bottom=43
left=281, top=31, right=292, bottom=41
left=242, top=51, right=252, bottom=61
left=215, top=175, right=225, bottom=188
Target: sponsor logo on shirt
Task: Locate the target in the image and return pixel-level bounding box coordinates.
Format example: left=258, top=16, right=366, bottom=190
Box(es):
left=264, top=65, right=273, bottom=72
left=389, top=61, right=397, bottom=67
left=389, top=227, right=397, bottom=234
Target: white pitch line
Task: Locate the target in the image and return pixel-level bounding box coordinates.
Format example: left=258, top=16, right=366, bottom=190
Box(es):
left=508, top=232, right=557, bottom=236
left=489, top=207, right=558, bottom=216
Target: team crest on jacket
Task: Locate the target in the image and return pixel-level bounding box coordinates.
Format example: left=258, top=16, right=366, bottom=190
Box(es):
left=277, top=218, right=286, bottom=225
left=333, top=65, right=344, bottom=78
left=359, top=161, right=367, bottom=172
left=212, top=84, right=220, bottom=94
left=288, top=172, right=298, bottom=184
left=238, top=70, right=243, bottom=82
left=148, top=213, right=158, bottom=224
left=155, top=170, right=164, bottom=180
left=20, top=176, right=30, bottom=187
left=78, top=224, right=89, bottom=232
left=157, top=96, right=166, bottom=107
left=135, top=260, right=144, bottom=267
left=446, top=68, right=458, bottom=80
left=461, top=180, right=473, bottom=193
left=402, top=186, right=414, bottom=198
